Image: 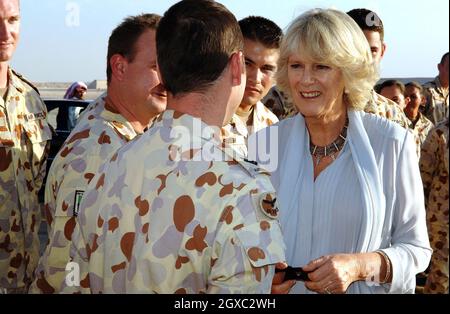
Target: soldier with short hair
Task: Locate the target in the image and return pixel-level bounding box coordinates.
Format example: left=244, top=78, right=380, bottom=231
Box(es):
left=30, top=13, right=166, bottom=293
left=378, top=80, right=407, bottom=108
left=63, top=0, right=285, bottom=294
left=222, top=16, right=281, bottom=158
left=423, top=52, right=449, bottom=125
left=0, top=0, right=52, bottom=293
left=404, top=82, right=434, bottom=158
left=346, top=8, right=411, bottom=129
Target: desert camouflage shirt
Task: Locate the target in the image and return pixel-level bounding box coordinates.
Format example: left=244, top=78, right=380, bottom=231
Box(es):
left=423, top=77, right=449, bottom=125
left=262, top=87, right=296, bottom=120
left=0, top=68, right=52, bottom=290
left=29, top=95, right=139, bottom=293
left=420, top=120, right=449, bottom=294
left=222, top=102, right=278, bottom=158
left=407, top=113, right=434, bottom=159
left=63, top=110, right=285, bottom=294
left=364, top=91, right=411, bottom=129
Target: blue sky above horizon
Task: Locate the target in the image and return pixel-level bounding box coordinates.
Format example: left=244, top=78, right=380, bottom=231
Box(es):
left=10, top=0, right=449, bottom=82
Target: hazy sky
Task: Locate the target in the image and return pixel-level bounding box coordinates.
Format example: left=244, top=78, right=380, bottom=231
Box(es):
left=10, top=0, right=449, bottom=82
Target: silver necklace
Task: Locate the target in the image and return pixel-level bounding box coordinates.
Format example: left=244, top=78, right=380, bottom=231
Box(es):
left=309, top=118, right=348, bottom=166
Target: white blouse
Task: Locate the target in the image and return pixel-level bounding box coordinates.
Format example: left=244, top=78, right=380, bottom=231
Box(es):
left=250, top=110, right=432, bottom=294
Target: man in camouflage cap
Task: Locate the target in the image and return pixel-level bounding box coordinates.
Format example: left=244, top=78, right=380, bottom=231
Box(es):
left=0, top=0, right=52, bottom=293
left=63, top=0, right=285, bottom=294
left=30, top=14, right=167, bottom=293
left=422, top=52, right=449, bottom=125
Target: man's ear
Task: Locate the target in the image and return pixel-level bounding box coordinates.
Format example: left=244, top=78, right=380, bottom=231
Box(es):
left=380, top=42, right=387, bottom=60
left=156, top=61, right=164, bottom=86
left=230, top=51, right=245, bottom=86
left=110, top=54, right=128, bottom=81
left=420, top=94, right=427, bottom=106
left=404, top=96, right=411, bottom=107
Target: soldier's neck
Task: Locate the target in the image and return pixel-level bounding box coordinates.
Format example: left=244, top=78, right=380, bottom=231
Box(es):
left=0, top=63, right=9, bottom=88
left=167, top=91, right=226, bottom=127
left=235, top=105, right=254, bottom=126
left=404, top=107, right=419, bottom=123
left=238, top=102, right=255, bottom=114
left=439, top=75, right=449, bottom=90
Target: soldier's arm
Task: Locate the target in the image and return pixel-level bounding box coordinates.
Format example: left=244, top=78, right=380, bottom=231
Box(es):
left=34, top=139, right=51, bottom=192
left=60, top=221, right=91, bottom=294
left=207, top=190, right=285, bottom=293
left=419, top=130, right=439, bottom=200
left=422, top=87, right=436, bottom=124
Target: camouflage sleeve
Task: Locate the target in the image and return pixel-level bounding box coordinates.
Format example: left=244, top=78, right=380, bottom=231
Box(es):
left=29, top=95, right=52, bottom=192
left=60, top=220, right=91, bottom=294
left=422, top=87, right=434, bottom=123
left=207, top=190, right=285, bottom=293
left=43, top=170, right=57, bottom=228
left=34, top=139, right=51, bottom=193
left=419, top=130, right=439, bottom=200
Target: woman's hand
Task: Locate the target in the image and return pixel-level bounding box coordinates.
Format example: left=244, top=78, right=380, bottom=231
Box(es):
left=271, top=262, right=297, bottom=294
left=302, top=254, right=361, bottom=294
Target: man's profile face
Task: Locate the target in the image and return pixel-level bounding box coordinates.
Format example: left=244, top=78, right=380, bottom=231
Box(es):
left=123, top=29, right=167, bottom=115
left=438, top=55, right=449, bottom=83
left=241, top=39, right=279, bottom=108
left=363, top=30, right=386, bottom=66
left=0, top=0, right=20, bottom=62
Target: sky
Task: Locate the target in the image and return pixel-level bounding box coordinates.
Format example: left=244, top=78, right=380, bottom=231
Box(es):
left=10, top=0, right=449, bottom=83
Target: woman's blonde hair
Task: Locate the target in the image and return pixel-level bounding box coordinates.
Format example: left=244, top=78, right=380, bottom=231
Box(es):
left=276, top=8, right=379, bottom=110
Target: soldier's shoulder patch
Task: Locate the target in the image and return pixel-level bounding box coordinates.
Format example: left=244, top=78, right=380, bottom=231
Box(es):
left=73, top=190, right=85, bottom=216
left=11, top=69, right=41, bottom=95
left=259, top=192, right=279, bottom=219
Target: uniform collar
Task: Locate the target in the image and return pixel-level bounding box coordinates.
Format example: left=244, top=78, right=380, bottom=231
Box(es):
left=252, top=101, right=267, bottom=129
left=156, top=109, right=222, bottom=146
left=229, top=113, right=249, bottom=137
left=435, top=76, right=449, bottom=95
left=92, top=95, right=138, bottom=141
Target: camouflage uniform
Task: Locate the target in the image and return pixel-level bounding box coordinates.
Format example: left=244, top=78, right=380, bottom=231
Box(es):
left=420, top=119, right=449, bottom=294
left=423, top=77, right=449, bottom=125
left=0, top=69, right=52, bottom=292
left=222, top=101, right=278, bottom=158
left=63, top=110, right=285, bottom=294
left=262, top=86, right=296, bottom=120
left=29, top=95, right=139, bottom=294
left=364, top=91, right=411, bottom=129
left=407, top=113, right=434, bottom=159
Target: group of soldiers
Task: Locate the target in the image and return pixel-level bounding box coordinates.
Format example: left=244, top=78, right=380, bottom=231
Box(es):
left=0, top=0, right=448, bottom=294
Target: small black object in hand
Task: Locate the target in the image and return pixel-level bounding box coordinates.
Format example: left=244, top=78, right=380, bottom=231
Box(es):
left=275, top=266, right=310, bottom=281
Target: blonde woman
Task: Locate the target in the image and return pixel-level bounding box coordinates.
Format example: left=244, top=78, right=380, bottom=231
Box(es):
left=251, top=9, right=431, bottom=294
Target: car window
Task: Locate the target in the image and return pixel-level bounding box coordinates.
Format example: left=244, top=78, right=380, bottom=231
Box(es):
left=47, top=105, right=86, bottom=131
left=47, top=107, right=58, bottom=130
